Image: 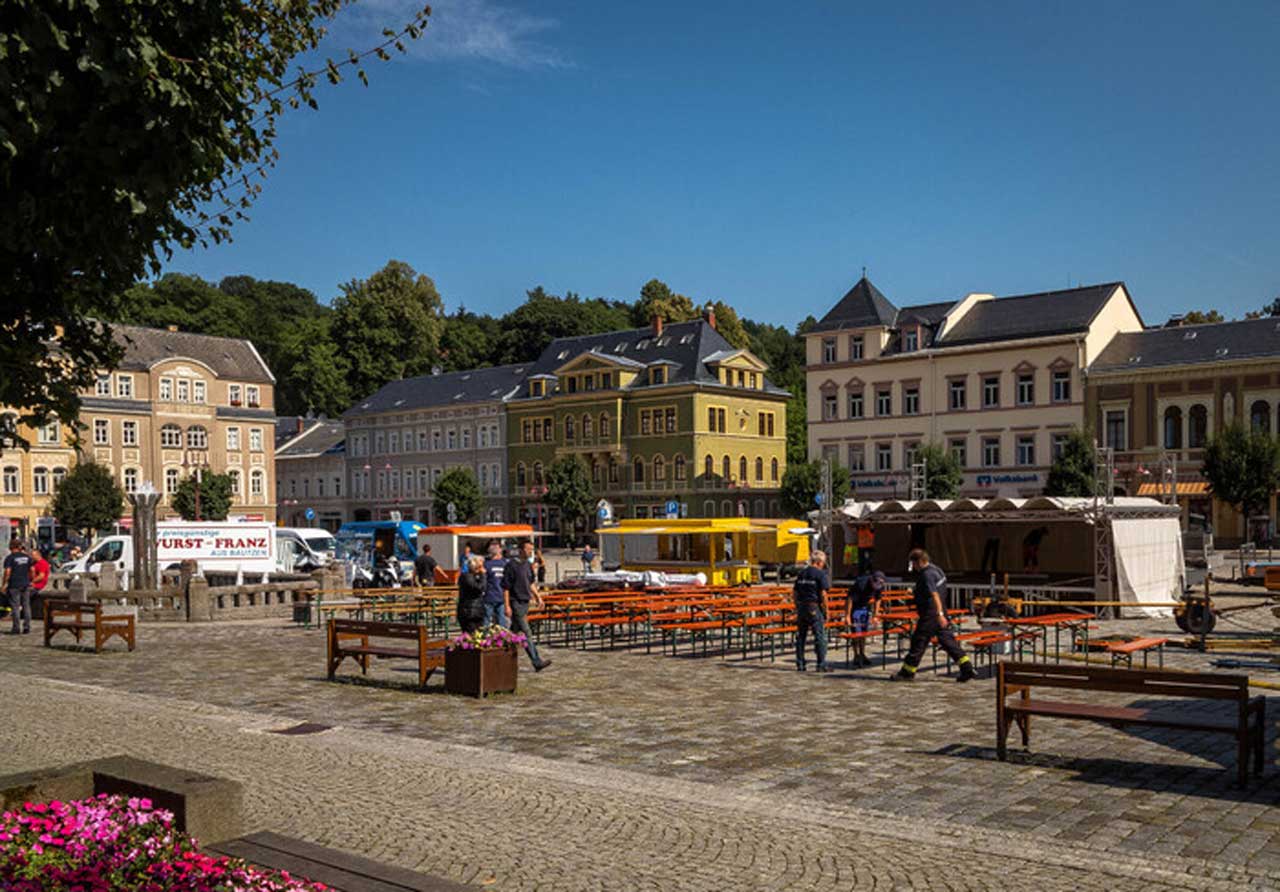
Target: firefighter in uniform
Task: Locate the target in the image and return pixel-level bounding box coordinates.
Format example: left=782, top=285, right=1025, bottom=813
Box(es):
left=892, top=548, right=975, bottom=682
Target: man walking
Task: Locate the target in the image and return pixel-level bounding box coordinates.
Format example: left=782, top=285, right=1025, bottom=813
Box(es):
left=503, top=540, right=551, bottom=672
left=413, top=543, right=438, bottom=587
left=792, top=549, right=831, bottom=672
left=893, top=548, right=974, bottom=682
left=482, top=543, right=507, bottom=627
left=2, top=539, right=34, bottom=635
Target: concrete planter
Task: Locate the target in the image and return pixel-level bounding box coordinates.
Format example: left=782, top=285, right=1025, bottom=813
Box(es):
left=445, top=645, right=518, bottom=698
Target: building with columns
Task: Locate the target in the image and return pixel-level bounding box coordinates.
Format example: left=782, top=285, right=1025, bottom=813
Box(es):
left=805, top=276, right=1144, bottom=499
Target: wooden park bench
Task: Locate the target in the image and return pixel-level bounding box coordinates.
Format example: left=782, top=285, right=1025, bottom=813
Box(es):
left=1105, top=636, right=1168, bottom=669
left=996, top=661, right=1266, bottom=786
left=326, top=619, right=447, bottom=688
left=43, top=599, right=135, bottom=653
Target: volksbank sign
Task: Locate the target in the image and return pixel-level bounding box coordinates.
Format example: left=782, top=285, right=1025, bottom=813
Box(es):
left=975, top=472, right=1040, bottom=487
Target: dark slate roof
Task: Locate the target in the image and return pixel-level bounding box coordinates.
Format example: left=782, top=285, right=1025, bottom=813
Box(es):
left=813, top=277, right=899, bottom=331
left=109, top=323, right=274, bottom=383
left=277, top=420, right=345, bottom=458
left=344, top=364, right=529, bottom=417
left=521, top=319, right=790, bottom=396
left=938, top=283, right=1125, bottom=347
left=1091, top=317, right=1280, bottom=372
left=894, top=301, right=953, bottom=326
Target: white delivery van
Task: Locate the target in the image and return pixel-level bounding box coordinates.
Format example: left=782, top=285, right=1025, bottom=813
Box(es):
left=63, top=522, right=278, bottom=587
left=276, top=527, right=336, bottom=571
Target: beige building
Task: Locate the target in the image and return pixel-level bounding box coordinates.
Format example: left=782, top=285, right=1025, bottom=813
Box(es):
left=805, top=277, right=1144, bottom=498
left=0, top=323, right=278, bottom=538
left=1087, top=316, right=1280, bottom=543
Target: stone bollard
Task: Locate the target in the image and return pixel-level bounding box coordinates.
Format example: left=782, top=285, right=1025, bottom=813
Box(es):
left=67, top=575, right=91, bottom=604
left=181, top=560, right=212, bottom=622
left=98, top=563, right=119, bottom=592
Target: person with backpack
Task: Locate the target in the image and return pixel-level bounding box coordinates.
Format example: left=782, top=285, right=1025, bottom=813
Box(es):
left=792, top=550, right=831, bottom=672
left=892, top=548, right=975, bottom=682
left=845, top=565, right=885, bottom=667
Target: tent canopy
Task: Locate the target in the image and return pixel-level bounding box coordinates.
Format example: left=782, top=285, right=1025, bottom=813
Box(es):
left=834, top=496, right=1180, bottom=523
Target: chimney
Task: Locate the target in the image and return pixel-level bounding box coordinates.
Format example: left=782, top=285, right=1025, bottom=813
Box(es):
left=166, top=324, right=179, bottom=332
left=296, top=416, right=305, bottom=434
left=652, top=315, right=663, bottom=337
left=704, top=302, right=716, bottom=330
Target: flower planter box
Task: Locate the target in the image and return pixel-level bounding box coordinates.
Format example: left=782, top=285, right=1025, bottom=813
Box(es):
left=445, top=644, right=518, bottom=697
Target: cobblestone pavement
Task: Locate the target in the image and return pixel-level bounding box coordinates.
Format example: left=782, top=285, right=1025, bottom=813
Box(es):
left=0, top=599, right=1277, bottom=889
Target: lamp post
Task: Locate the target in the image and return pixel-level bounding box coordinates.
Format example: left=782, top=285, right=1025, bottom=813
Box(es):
left=182, top=451, right=209, bottom=520
left=127, top=481, right=161, bottom=591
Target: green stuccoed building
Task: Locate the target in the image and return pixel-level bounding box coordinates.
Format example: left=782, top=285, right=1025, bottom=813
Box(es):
left=506, top=310, right=790, bottom=534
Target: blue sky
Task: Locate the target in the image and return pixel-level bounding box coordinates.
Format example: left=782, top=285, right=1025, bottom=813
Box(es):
left=168, top=0, right=1280, bottom=327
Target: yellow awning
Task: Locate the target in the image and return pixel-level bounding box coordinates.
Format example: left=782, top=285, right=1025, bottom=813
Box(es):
left=597, top=525, right=776, bottom=535
left=1136, top=481, right=1209, bottom=496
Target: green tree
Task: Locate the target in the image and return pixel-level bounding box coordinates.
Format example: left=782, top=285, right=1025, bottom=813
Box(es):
left=1182, top=309, right=1225, bottom=324
left=780, top=460, right=851, bottom=518
left=2, top=0, right=429, bottom=448
left=51, top=462, right=123, bottom=537
left=495, top=288, right=634, bottom=364
left=172, top=471, right=233, bottom=522
left=274, top=316, right=351, bottom=416
left=708, top=300, right=750, bottom=349
left=785, top=397, right=809, bottom=465
left=915, top=443, right=963, bottom=499
left=1044, top=428, right=1098, bottom=497
left=634, top=279, right=698, bottom=325
left=1202, top=423, right=1280, bottom=521
left=117, top=274, right=252, bottom=338
left=440, top=308, right=506, bottom=371
left=546, top=457, right=593, bottom=544
left=433, top=468, right=483, bottom=524
left=332, top=260, right=446, bottom=401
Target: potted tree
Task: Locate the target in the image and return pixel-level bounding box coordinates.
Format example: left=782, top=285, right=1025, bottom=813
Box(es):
left=445, top=625, right=525, bottom=697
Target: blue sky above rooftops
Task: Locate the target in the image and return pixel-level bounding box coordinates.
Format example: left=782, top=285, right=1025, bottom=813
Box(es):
left=166, top=0, right=1280, bottom=327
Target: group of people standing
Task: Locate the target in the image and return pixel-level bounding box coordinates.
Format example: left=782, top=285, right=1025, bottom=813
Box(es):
left=2, top=539, right=51, bottom=635
left=791, top=547, right=975, bottom=682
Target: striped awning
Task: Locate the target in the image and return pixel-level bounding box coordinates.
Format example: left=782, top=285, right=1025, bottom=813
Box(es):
left=1136, top=481, right=1209, bottom=496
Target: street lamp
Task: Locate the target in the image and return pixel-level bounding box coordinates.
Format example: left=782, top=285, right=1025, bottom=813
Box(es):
left=181, top=451, right=209, bottom=520
left=127, top=480, right=161, bottom=590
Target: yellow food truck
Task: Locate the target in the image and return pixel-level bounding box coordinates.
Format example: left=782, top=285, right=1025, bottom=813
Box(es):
left=596, top=518, right=811, bottom=586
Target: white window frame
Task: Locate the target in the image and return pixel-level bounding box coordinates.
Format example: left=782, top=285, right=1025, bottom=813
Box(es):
left=1016, top=434, right=1035, bottom=466
left=160, top=424, right=182, bottom=448
left=875, top=443, right=892, bottom=471
left=226, top=427, right=241, bottom=451
left=116, top=375, right=133, bottom=398
left=982, top=437, right=1000, bottom=468
left=121, top=420, right=138, bottom=447
left=229, top=384, right=242, bottom=406
left=822, top=338, right=837, bottom=363
left=982, top=376, right=1000, bottom=409
left=250, top=469, right=265, bottom=497
left=249, top=428, right=263, bottom=452
left=1016, top=373, right=1034, bottom=406
left=247, top=385, right=260, bottom=408
left=93, top=418, right=110, bottom=446
left=1052, top=369, right=1072, bottom=403
left=193, top=380, right=206, bottom=404
left=1, top=466, right=18, bottom=495
left=95, top=375, right=112, bottom=396
left=176, top=379, right=190, bottom=403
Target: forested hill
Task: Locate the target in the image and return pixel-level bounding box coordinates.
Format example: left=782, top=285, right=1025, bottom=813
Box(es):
left=112, top=260, right=815, bottom=462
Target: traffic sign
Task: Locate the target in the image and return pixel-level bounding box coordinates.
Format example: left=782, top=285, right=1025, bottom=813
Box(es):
left=304, top=508, right=315, bottom=521
left=597, top=499, right=613, bottom=523
left=814, top=493, right=824, bottom=506
left=665, top=499, right=679, bottom=518
left=446, top=501, right=457, bottom=523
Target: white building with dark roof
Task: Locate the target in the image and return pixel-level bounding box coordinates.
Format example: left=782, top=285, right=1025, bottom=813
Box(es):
left=806, top=276, right=1144, bottom=498
left=275, top=418, right=346, bottom=531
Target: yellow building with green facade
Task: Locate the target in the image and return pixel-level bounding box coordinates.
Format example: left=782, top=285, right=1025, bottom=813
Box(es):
left=506, top=314, right=789, bottom=532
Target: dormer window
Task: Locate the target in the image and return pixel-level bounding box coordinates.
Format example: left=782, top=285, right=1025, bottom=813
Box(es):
left=529, top=380, right=544, bottom=398
left=600, top=372, right=612, bottom=389
left=650, top=366, right=668, bottom=385
left=246, top=385, right=260, bottom=408
left=849, top=335, right=864, bottom=360
left=903, top=330, right=918, bottom=352
left=567, top=377, right=578, bottom=394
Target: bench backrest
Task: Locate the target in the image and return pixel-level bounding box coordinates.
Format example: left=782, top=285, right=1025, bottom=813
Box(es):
left=330, top=618, right=423, bottom=641
left=45, top=599, right=101, bottom=618
left=999, top=660, right=1248, bottom=701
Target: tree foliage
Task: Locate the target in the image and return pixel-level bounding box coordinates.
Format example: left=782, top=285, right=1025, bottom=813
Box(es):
left=2, top=0, right=429, bottom=447
left=546, top=457, right=594, bottom=542
left=780, top=461, right=851, bottom=518
left=172, top=471, right=233, bottom=522
left=634, top=279, right=698, bottom=325
left=433, top=468, right=483, bottom=524
left=915, top=442, right=963, bottom=499
left=1202, top=424, right=1280, bottom=519
left=51, top=462, right=123, bottom=536
left=1044, top=428, right=1097, bottom=497
left=1182, top=310, right=1225, bottom=324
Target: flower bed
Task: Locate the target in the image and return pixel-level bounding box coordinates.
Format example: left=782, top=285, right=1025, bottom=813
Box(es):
left=447, top=624, right=528, bottom=652
left=446, top=625, right=524, bottom=697
left=0, top=794, right=325, bottom=891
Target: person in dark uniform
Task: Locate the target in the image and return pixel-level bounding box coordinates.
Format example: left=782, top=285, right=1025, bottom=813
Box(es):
left=456, top=555, right=487, bottom=633
left=413, top=543, right=438, bottom=587
left=2, top=539, right=33, bottom=635
left=845, top=565, right=885, bottom=668
left=892, top=548, right=975, bottom=682
left=503, top=541, right=551, bottom=672
left=792, top=550, right=831, bottom=672
left=482, top=543, right=508, bottom=627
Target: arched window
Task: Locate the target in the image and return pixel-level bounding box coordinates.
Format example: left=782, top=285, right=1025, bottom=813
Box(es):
left=1163, top=406, right=1183, bottom=449
left=721, top=500, right=733, bottom=518
left=633, top=457, right=645, bottom=483
left=160, top=424, right=182, bottom=448
left=250, top=468, right=265, bottom=496
left=516, top=463, right=526, bottom=486
left=600, top=413, right=611, bottom=439
left=591, top=459, right=601, bottom=484
left=1188, top=405, right=1208, bottom=448
left=123, top=468, right=139, bottom=494
left=52, top=467, right=67, bottom=489
left=1251, top=400, right=1271, bottom=435
left=583, top=414, right=593, bottom=439
left=653, top=455, right=666, bottom=481
left=533, top=462, right=544, bottom=485
left=755, top=457, right=764, bottom=481
left=704, top=500, right=716, bottom=517
left=32, top=467, right=49, bottom=495
left=771, top=458, right=779, bottom=481
left=674, top=455, right=686, bottom=481
left=186, top=425, right=208, bottom=449
left=704, top=455, right=714, bottom=478
left=564, top=416, right=575, bottom=441
left=722, top=455, right=731, bottom=479
left=739, top=456, right=748, bottom=481
left=228, top=468, right=242, bottom=496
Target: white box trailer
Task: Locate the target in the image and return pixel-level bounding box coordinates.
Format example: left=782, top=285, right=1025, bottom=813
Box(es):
left=63, top=522, right=277, bottom=588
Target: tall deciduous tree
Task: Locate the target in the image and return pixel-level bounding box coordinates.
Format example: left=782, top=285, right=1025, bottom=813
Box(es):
left=634, top=279, right=698, bottom=325
left=2, top=0, right=429, bottom=448
left=708, top=300, right=750, bottom=350
left=332, top=260, right=446, bottom=402
left=546, top=458, right=593, bottom=544
left=51, top=463, right=123, bottom=537
left=780, top=461, right=851, bottom=518
left=1202, top=424, right=1280, bottom=522
left=172, top=471, right=233, bottom=522
left=433, top=468, right=483, bottom=524
left=914, top=443, right=963, bottom=499
left=274, top=317, right=352, bottom=417
left=1044, top=428, right=1097, bottom=497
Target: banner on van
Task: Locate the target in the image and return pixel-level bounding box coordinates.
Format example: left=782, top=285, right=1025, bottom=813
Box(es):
left=156, top=523, right=273, bottom=564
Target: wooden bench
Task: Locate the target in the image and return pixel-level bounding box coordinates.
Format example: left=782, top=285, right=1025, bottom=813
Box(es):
left=326, top=619, right=447, bottom=688
left=43, top=599, right=135, bottom=653
left=1106, top=636, right=1167, bottom=669
left=996, top=661, right=1266, bottom=786
left=209, top=830, right=473, bottom=891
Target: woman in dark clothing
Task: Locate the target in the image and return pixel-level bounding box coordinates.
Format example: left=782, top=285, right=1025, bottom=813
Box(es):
left=457, top=555, right=488, bottom=633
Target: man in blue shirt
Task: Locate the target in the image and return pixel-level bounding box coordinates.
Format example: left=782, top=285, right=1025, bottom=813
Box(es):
left=482, top=543, right=508, bottom=627
left=792, top=550, right=831, bottom=672
left=893, top=548, right=974, bottom=682
left=2, top=539, right=34, bottom=635
left=503, top=540, right=551, bottom=672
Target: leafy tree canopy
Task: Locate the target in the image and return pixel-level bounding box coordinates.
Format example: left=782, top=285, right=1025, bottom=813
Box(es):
left=2, top=0, right=428, bottom=447
left=780, top=460, right=851, bottom=518
left=634, top=279, right=698, bottom=326
left=1181, top=309, right=1225, bottom=324
left=1044, top=428, right=1097, bottom=497
left=172, top=471, right=233, bottom=522
left=433, top=468, right=483, bottom=524
left=915, top=442, right=964, bottom=499
left=51, top=462, right=123, bottom=536
left=1202, top=424, right=1280, bottom=519
left=274, top=316, right=351, bottom=417
left=546, top=457, right=594, bottom=543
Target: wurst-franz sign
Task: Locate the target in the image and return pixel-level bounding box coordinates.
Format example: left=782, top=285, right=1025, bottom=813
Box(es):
left=156, top=522, right=274, bottom=573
